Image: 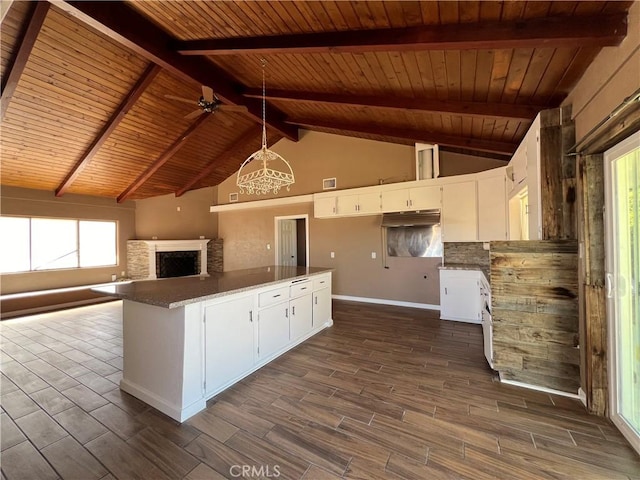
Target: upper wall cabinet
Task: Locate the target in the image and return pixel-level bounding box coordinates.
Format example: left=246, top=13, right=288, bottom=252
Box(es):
left=336, top=190, right=381, bottom=215
left=314, top=195, right=337, bottom=217
left=381, top=185, right=441, bottom=212
left=441, top=181, right=478, bottom=242
left=478, top=174, right=508, bottom=241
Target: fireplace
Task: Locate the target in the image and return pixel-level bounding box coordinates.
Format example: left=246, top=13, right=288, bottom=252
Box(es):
left=126, top=239, right=213, bottom=280
left=156, top=251, right=199, bottom=278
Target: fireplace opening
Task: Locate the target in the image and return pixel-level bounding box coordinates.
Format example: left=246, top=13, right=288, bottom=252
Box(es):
left=156, top=251, right=199, bottom=278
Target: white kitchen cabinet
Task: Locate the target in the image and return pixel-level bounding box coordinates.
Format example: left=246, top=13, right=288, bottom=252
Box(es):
left=258, top=301, right=290, bottom=359
left=336, top=190, right=381, bottom=215
left=314, top=196, right=337, bottom=217
left=204, top=295, right=255, bottom=395
left=439, top=269, right=484, bottom=324
left=313, top=286, right=331, bottom=327
left=290, top=293, right=313, bottom=341
left=477, top=174, right=507, bottom=241
left=381, top=185, right=441, bottom=212
left=441, top=181, right=477, bottom=242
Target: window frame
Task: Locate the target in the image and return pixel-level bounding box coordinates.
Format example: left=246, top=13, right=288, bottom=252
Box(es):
left=0, top=215, right=118, bottom=274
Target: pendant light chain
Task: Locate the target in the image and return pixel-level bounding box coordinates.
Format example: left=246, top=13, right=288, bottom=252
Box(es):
left=261, top=58, right=267, bottom=149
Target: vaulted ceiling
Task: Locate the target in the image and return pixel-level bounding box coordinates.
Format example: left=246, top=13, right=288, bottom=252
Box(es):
left=0, top=1, right=632, bottom=201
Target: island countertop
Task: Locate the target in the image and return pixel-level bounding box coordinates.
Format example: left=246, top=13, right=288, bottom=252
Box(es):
left=92, top=266, right=333, bottom=309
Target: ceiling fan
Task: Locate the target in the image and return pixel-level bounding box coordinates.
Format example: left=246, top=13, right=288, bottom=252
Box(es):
left=165, top=86, right=248, bottom=124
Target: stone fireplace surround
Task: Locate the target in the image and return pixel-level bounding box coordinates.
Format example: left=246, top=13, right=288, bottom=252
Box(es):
left=127, top=239, right=223, bottom=280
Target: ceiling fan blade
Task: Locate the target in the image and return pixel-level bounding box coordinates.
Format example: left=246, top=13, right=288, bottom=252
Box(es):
left=202, top=86, right=214, bottom=103
left=184, top=109, right=204, bottom=120
left=218, top=104, right=249, bottom=113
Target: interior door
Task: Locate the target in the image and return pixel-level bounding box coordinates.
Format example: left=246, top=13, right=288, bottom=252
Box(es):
left=605, top=131, right=640, bottom=454
left=278, top=219, right=297, bottom=266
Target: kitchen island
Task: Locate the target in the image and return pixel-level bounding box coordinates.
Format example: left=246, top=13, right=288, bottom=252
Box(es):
left=94, top=266, right=333, bottom=422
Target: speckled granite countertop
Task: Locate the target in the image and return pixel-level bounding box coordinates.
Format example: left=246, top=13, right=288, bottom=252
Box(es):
left=92, top=266, right=332, bottom=309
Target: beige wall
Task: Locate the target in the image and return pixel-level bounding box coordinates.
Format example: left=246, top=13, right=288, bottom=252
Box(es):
left=219, top=202, right=441, bottom=305
left=135, top=186, right=218, bottom=240
left=439, top=151, right=506, bottom=177
left=0, top=186, right=136, bottom=294
left=562, top=1, right=640, bottom=141
left=217, top=130, right=415, bottom=204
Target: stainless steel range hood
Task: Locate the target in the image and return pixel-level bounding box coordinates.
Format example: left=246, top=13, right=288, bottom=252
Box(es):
left=381, top=209, right=441, bottom=227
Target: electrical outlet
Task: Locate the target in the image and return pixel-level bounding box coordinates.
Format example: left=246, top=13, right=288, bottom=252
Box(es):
left=371, top=252, right=376, bottom=259
left=266, top=243, right=271, bottom=250
left=330, top=252, right=335, bottom=258
left=177, top=206, right=181, bottom=212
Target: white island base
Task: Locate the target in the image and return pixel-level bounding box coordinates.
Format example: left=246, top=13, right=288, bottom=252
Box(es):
left=116, top=271, right=333, bottom=422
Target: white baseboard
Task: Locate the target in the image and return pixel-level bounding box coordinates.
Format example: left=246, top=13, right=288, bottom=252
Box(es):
left=577, top=387, right=587, bottom=406
left=332, top=294, right=439, bottom=311
left=498, top=373, right=581, bottom=400
left=120, top=378, right=205, bottom=422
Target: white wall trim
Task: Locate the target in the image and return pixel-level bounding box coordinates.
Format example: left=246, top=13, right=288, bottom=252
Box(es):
left=210, top=194, right=313, bottom=213
left=332, top=294, right=440, bottom=311
left=498, top=373, right=580, bottom=400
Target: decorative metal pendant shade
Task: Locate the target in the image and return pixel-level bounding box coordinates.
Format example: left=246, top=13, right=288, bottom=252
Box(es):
left=236, top=60, right=294, bottom=196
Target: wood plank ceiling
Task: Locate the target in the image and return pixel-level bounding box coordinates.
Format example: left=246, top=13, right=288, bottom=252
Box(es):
left=0, top=1, right=632, bottom=201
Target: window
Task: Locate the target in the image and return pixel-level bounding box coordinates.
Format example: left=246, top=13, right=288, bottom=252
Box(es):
left=0, top=217, right=117, bottom=273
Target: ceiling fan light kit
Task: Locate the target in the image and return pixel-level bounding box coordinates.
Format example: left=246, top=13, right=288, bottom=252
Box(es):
left=236, top=59, right=294, bottom=196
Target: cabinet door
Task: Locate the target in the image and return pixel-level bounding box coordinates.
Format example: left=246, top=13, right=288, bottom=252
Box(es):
left=442, top=181, right=478, bottom=242
left=336, top=193, right=359, bottom=215
left=314, top=196, right=336, bottom=218
left=313, top=287, right=331, bottom=327
left=409, top=185, right=441, bottom=210
left=381, top=189, right=410, bottom=212
left=290, top=293, right=313, bottom=341
left=258, top=302, right=290, bottom=359
left=478, top=175, right=507, bottom=241
left=439, top=271, right=481, bottom=323
left=204, top=295, right=255, bottom=395
left=358, top=191, right=382, bottom=214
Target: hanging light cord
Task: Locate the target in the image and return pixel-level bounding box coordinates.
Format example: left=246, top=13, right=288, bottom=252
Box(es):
left=261, top=58, right=267, bottom=149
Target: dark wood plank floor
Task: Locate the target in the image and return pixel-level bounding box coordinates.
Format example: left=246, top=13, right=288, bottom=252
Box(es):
left=1, top=300, right=638, bottom=479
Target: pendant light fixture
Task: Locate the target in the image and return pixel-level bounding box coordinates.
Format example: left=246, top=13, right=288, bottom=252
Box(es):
left=236, top=59, right=294, bottom=196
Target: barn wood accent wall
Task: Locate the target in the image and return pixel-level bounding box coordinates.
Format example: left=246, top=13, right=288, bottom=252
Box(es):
left=578, top=154, right=607, bottom=416
left=443, top=242, right=490, bottom=280
left=540, top=107, right=577, bottom=241
left=490, top=240, right=579, bottom=394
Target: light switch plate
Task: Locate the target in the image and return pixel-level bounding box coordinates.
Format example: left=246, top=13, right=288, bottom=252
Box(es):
left=330, top=252, right=335, bottom=258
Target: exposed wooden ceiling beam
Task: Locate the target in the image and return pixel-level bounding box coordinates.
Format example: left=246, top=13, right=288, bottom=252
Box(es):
left=0, top=1, right=49, bottom=122
left=54, top=1, right=298, bottom=141
left=118, top=114, right=213, bottom=203
left=175, top=126, right=262, bottom=197
left=55, top=63, right=161, bottom=197
left=289, top=119, right=517, bottom=155
left=175, top=14, right=626, bottom=56
left=1, top=0, right=16, bottom=24
left=243, top=88, right=543, bottom=121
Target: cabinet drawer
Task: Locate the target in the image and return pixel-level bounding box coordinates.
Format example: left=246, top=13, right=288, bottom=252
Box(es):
left=313, top=275, right=330, bottom=290
left=258, top=286, right=289, bottom=307
left=290, top=280, right=311, bottom=297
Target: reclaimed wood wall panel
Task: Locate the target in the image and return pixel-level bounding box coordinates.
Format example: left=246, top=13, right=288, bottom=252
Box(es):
left=490, top=240, right=579, bottom=394
left=578, top=154, right=608, bottom=415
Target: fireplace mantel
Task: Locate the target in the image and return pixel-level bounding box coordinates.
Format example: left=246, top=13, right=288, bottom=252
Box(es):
left=145, top=239, right=210, bottom=280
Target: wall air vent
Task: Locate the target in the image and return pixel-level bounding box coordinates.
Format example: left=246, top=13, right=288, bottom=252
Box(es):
left=229, top=192, right=239, bottom=203
left=322, top=178, right=336, bottom=190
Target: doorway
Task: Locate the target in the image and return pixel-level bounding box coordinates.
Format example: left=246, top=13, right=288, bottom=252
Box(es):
left=275, top=214, right=309, bottom=267
left=605, top=131, right=639, bottom=454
